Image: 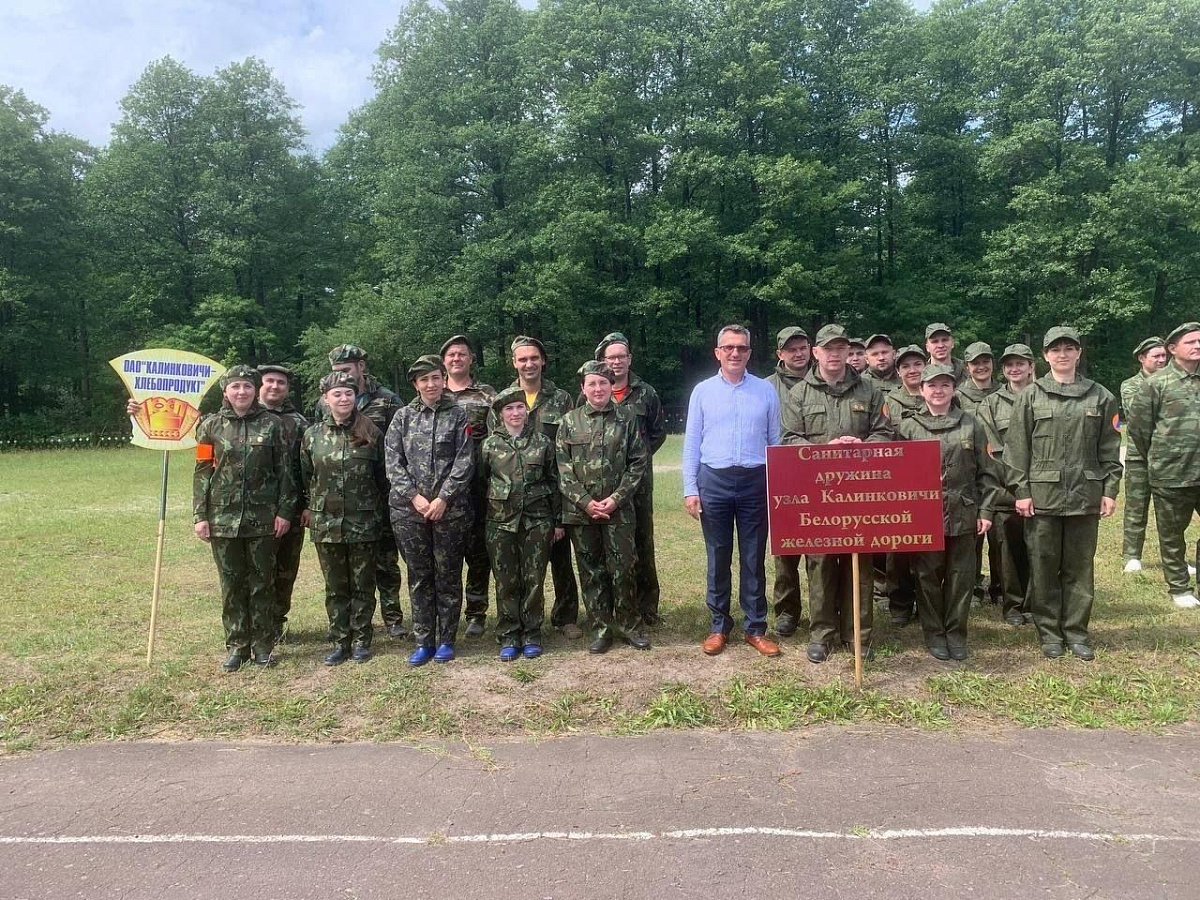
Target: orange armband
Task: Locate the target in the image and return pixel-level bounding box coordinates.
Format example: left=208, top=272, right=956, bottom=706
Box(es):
left=196, top=443, right=215, bottom=462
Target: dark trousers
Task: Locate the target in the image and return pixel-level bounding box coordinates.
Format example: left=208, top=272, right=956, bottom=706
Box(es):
left=994, top=510, right=1031, bottom=619
left=548, top=536, right=580, bottom=627
left=315, top=541, right=377, bottom=649
left=463, top=480, right=491, bottom=621
left=1122, top=459, right=1152, bottom=560
left=376, top=521, right=404, bottom=626
left=974, top=529, right=1002, bottom=601
left=913, top=533, right=976, bottom=650
left=392, top=510, right=468, bottom=648
left=697, top=464, right=768, bottom=636
left=271, top=527, right=305, bottom=635
left=633, top=475, right=661, bottom=621
left=1027, top=515, right=1099, bottom=647
left=210, top=536, right=276, bottom=656
left=771, top=554, right=803, bottom=620
left=806, top=554, right=873, bottom=648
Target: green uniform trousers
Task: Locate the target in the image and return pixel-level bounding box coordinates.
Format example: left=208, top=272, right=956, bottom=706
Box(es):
left=1027, top=515, right=1099, bottom=648
left=633, top=478, right=661, bottom=622
left=1122, top=458, right=1152, bottom=561
left=376, top=521, right=404, bottom=627
left=392, top=512, right=469, bottom=648
left=886, top=553, right=916, bottom=619
left=210, top=536, right=277, bottom=657
left=463, top=479, right=491, bottom=622
left=315, top=541, right=377, bottom=649
left=771, top=554, right=802, bottom=620
left=1151, top=485, right=1200, bottom=595
left=993, top=510, right=1031, bottom=619
left=549, top=536, right=580, bottom=627
left=806, top=554, right=874, bottom=648
left=569, top=520, right=638, bottom=640
left=272, top=528, right=305, bottom=637
left=913, top=533, right=976, bottom=651
left=487, top=521, right=553, bottom=647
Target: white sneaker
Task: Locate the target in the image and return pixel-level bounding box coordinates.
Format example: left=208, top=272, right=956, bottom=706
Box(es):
left=1189, top=564, right=1197, bottom=577
left=1172, top=593, right=1199, bottom=609
left=1123, top=559, right=1143, bottom=573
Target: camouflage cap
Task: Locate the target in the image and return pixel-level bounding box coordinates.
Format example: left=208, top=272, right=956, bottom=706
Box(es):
left=1165, top=321, right=1200, bottom=347
left=220, top=364, right=260, bottom=390
left=594, top=331, right=631, bottom=360
left=848, top=336, right=867, bottom=349
left=866, top=333, right=893, bottom=348
left=963, top=341, right=993, bottom=362
left=439, top=334, right=474, bottom=358
left=406, top=354, right=445, bottom=382
left=319, top=371, right=359, bottom=394
left=328, top=344, right=367, bottom=365
left=1043, top=325, right=1081, bottom=349
left=1132, top=336, right=1165, bottom=358
left=257, top=363, right=293, bottom=379
left=511, top=335, right=547, bottom=360
left=895, top=344, right=926, bottom=364
left=814, top=324, right=850, bottom=347
left=577, top=359, right=616, bottom=383
left=925, top=322, right=953, bottom=340
left=999, top=343, right=1035, bottom=362
left=776, top=326, right=809, bottom=349
left=920, top=363, right=958, bottom=384
left=492, top=385, right=528, bottom=415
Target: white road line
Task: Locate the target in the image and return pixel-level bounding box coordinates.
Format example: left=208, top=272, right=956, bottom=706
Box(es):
left=0, top=825, right=1194, bottom=846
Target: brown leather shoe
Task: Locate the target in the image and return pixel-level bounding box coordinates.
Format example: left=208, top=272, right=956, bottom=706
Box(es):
left=744, top=634, right=782, bottom=657
left=702, top=632, right=727, bottom=656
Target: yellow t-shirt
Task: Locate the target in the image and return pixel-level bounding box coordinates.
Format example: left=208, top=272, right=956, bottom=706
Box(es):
left=525, top=391, right=538, bottom=409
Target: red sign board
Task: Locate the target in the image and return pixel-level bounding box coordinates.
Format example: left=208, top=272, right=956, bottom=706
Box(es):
left=767, top=440, right=945, bottom=556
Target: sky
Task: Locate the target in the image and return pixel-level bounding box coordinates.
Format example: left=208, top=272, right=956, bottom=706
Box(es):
left=1, top=0, right=934, bottom=155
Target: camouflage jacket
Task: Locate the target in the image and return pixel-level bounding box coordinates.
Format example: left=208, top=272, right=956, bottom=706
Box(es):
left=883, top=387, right=925, bottom=424
left=264, top=398, right=309, bottom=524
left=975, top=385, right=1029, bottom=511
left=576, top=372, right=667, bottom=455
left=193, top=403, right=297, bottom=538
left=446, top=378, right=496, bottom=442
left=864, top=366, right=901, bottom=394
left=957, top=380, right=1000, bottom=414
left=300, top=414, right=388, bottom=544
left=315, top=374, right=402, bottom=436
left=384, top=395, right=474, bottom=520
left=1126, top=360, right=1200, bottom=489
left=479, top=428, right=561, bottom=532
left=556, top=401, right=648, bottom=526
left=782, top=367, right=891, bottom=444
left=1005, top=374, right=1123, bottom=514
left=895, top=407, right=1002, bottom=536
left=1119, top=371, right=1149, bottom=463
left=765, top=361, right=807, bottom=411
left=488, top=377, right=574, bottom=444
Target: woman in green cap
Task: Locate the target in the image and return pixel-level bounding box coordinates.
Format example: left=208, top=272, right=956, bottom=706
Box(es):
left=301, top=371, right=389, bottom=665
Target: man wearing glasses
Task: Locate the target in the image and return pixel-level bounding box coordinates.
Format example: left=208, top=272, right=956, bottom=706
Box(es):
left=683, top=324, right=783, bottom=658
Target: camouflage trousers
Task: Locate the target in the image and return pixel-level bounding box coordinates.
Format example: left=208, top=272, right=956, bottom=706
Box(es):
left=771, top=554, right=803, bottom=620
left=391, top=510, right=469, bottom=648
left=913, top=533, right=976, bottom=651
left=569, top=517, right=639, bottom=641
left=806, top=554, right=874, bottom=648
left=1122, top=458, right=1152, bottom=561
left=885, top=552, right=917, bottom=619
left=463, top=486, right=491, bottom=622
left=548, top=531, right=580, bottom=627
left=376, top=521, right=404, bottom=627
left=315, top=541, right=378, bottom=649
left=993, top=510, right=1031, bottom=619
left=1151, top=485, right=1200, bottom=595
left=632, top=477, right=661, bottom=622
left=271, top=528, right=305, bottom=637
left=486, top=520, right=553, bottom=647
left=1027, top=514, right=1098, bottom=648
left=210, top=536, right=277, bottom=656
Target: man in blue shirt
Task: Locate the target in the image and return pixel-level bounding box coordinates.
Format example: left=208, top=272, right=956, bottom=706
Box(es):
left=683, top=324, right=783, bottom=658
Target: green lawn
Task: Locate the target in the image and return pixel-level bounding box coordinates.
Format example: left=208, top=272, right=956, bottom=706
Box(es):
left=1, top=442, right=1197, bottom=754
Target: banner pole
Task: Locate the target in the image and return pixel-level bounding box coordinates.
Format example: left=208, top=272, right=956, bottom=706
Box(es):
left=851, top=552, right=863, bottom=690
left=146, top=450, right=170, bottom=666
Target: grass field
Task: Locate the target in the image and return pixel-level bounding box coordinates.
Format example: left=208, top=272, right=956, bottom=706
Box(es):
left=1, top=436, right=1198, bottom=754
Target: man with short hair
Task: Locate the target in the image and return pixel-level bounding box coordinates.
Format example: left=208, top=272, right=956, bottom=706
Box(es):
left=1119, top=336, right=1169, bottom=574
left=441, top=335, right=496, bottom=636
left=847, top=337, right=868, bottom=374
left=1127, top=322, right=1200, bottom=608
left=925, top=323, right=967, bottom=385
left=863, top=334, right=900, bottom=392
left=782, top=324, right=890, bottom=662
left=683, top=324, right=782, bottom=658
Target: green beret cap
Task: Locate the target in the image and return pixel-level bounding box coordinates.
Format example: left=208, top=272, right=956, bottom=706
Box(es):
left=963, top=341, right=993, bottom=362
left=848, top=336, right=866, bottom=349
left=328, top=344, right=367, bottom=365
left=577, top=360, right=616, bottom=383
left=895, top=344, right=926, bottom=364
left=999, top=343, right=1035, bottom=362
left=814, top=324, right=850, bottom=347
left=510, top=335, right=547, bottom=360
left=439, top=334, right=474, bottom=358
left=407, top=354, right=445, bottom=382
left=776, top=326, right=809, bottom=349
left=925, top=322, right=953, bottom=340
left=920, top=363, right=957, bottom=384
left=1043, top=325, right=1081, bottom=349
left=492, top=386, right=528, bottom=415
left=594, top=331, right=631, bottom=359
left=866, top=333, right=893, bottom=348
left=220, top=364, right=260, bottom=390
left=319, top=371, right=359, bottom=394
left=1132, top=336, right=1165, bottom=358
left=257, top=364, right=293, bottom=379
left=1165, top=322, right=1200, bottom=346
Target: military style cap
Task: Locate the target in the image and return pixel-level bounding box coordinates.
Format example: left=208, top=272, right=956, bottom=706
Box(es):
left=999, top=343, right=1035, bottom=362
left=439, top=334, right=474, bottom=358
left=492, top=386, right=527, bottom=415
left=220, top=364, right=260, bottom=389
left=895, top=344, right=926, bottom=364
left=1165, top=322, right=1200, bottom=346
left=920, top=363, right=957, bottom=384
left=406, top=354, right=445, bottom=382
left=776, top=326, right=809, bottom=349
left=319, top=371, right=359, bottom=394
left=848, top=336, right=866, bottom=349
left=257, top=363, right=293, bottom=379
left=866, top=333, right=893, bottom=348
left=577, top=360, right=615, bottom=383
left=963, top=341, right=993, bottom=362
left=328, top=344, right=367, bottom=365
left=511, top=335, right=547, bottom=360
left=1132, top=336, right=1165, bottom=358
left=814, top=324, right=850, bottom=347
left=594, top=331, right=631, bottom=360
left=1043, top=325, right=1081, bottom=349
left=925, top=322, right=953, bottom=340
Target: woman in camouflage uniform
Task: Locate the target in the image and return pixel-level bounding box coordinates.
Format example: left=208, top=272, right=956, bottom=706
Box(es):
left=193, top=365, right=296, bottom=672
left=301, top=372, right=389, bottom=666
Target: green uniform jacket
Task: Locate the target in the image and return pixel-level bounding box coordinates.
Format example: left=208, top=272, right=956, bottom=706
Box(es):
left=864, top=367, right=901, bottom=393
left=576, top=373, right=667, bottom=456
left=300, top=414, right=388, bottom=544
left=895, top=407, right=1002, bottom=536
left=193, top=403, right=297, bottom=537
left=1126, top=360, right=1200, bottom=489
left=957, top=380, right=1000, bottom=414
left=976, top=384, right=1028, bottom=511
left=765, top=361, right=808, bottom=409
left=556, top=401, right=648, bottom=527
left=446, top=379, right=496, bottom=442
left=884, top=387, right=925, bottom=424
left=781, top=367, right=891, bottom=444
left=265, top=399, right=309, bottom=524
left=1005, top=374, right=1123, bottom=514
left=489, top=377, right=574, bottom=444
left=384, top=395, right=474, bottom=519
left=479, top=429, right=561, bottom=532
left=1119, top=371, right=1151, bottom=464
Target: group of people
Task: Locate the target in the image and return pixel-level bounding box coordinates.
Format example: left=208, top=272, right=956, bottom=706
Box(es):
left=181, top=318, right=1199, bottom=673
left=685, top=321, right=1200, bottom=664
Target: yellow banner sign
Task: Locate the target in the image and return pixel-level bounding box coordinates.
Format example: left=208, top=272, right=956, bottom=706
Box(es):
left=110, top=349, right=226, bottom=450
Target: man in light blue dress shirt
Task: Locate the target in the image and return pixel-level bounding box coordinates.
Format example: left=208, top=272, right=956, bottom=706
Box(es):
left=683, top=324, right=783, bottom=658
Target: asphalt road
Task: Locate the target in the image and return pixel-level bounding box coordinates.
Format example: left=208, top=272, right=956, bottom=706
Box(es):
left=2, top=727, right=1198, bottom=899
